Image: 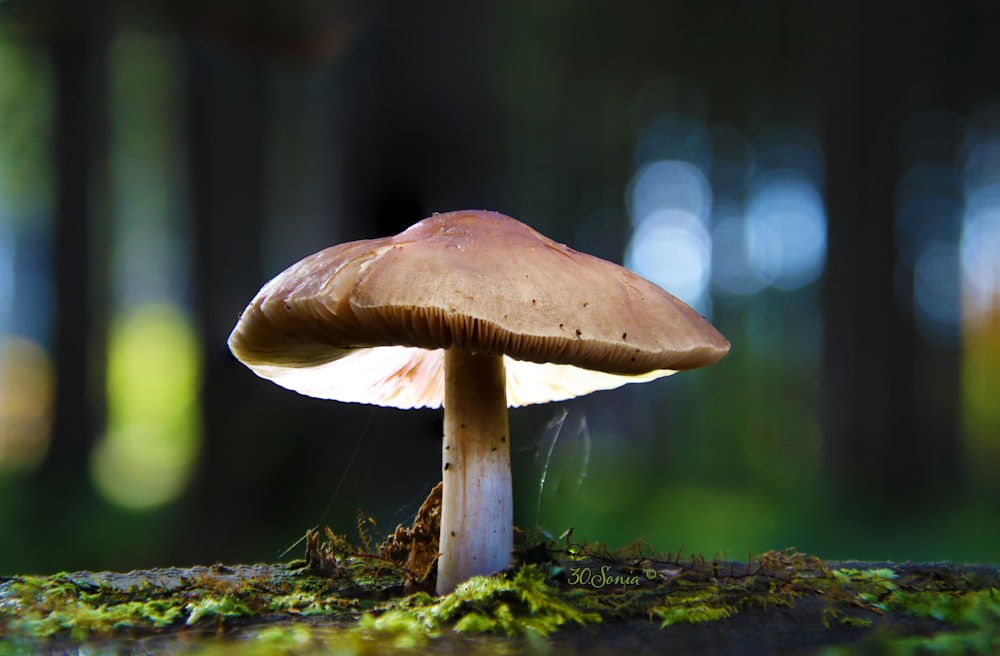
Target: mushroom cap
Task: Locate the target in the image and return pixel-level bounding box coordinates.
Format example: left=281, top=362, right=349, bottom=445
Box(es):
left=228, top=210, right=730, bottom=408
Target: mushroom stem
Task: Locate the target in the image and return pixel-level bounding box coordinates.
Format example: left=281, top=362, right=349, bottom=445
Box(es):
left=437, top=349, right=513, bottom=595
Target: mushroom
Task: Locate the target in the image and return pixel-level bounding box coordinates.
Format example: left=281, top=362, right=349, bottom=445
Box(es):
left=227, top=210, right=730, bottom=594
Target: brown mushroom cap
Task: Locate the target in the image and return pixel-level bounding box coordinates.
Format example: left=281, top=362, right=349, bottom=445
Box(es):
left=228, top=210, right=730, bottom=408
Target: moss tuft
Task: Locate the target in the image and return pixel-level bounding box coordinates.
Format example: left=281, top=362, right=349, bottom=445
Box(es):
left=649, top=588, right=735, bottom=627
left=360, top=565, right=601, bottom=641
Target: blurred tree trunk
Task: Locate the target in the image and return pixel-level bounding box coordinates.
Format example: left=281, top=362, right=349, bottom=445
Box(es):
left=341, top=0, right=500, bottom=234
left=44, top=13, right=110, bottom=486
left=184, top=42, right=270, bottom=561
left=821, top=2, right=962, bottom=504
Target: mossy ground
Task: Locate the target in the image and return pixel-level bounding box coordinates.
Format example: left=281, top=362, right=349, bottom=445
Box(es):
left=2, top=525, right=998, bottom=655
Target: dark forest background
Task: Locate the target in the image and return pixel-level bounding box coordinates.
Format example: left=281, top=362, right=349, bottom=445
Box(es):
left=0, top=0, right=998, bottom=575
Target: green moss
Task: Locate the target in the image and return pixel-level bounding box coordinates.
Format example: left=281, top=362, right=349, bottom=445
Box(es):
left=3, top=574, right=185, bottom=640
left=649, top=588, right=735, bottom=627
left=0, top=562, right=385, bottom=644
left=878, top=588, right=1000, bottom=655
left=182, top=624, right=379, bottom=656
left=816, top=567, right=900, bottom=627
left=820, top=578, right=1000, bottom=655
left=267, top=591, right=359, bottom=616
left=359, top=565, right=600, bottom=641
left=2, top=536, right=998, bottom=654
left=185, top=595, right=253, bottom=625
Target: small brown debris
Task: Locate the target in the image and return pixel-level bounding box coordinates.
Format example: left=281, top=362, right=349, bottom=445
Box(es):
left=379, top=482, right=442, bottom=592
left=304, top=527, right=343, bottom=577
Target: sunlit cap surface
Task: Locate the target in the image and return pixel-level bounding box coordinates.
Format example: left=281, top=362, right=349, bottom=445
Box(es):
left=228, top=210, right=730, bottom=408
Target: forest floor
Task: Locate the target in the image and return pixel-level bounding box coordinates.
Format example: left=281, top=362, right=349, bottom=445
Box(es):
left=2, top=488, right=999, bottom=655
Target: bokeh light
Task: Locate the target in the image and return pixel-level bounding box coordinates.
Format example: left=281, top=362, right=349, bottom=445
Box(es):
left=961, top=131, right=1000, bottom=326
left=0, top=31, right=54, bottom=478
left=959, top=105, right=1000, bottom=471
left=89, top=33, right=200, bottom=510
left=627, top=112, right=827, bottom=307
left=627, top=159, right=713, bottom=311
left=635, top=113, right=712, bottom=170
left=745, top=170, right=827, bottom=291
left=0, top=336, right=53, bottom=474
left=91, top=304, right=201, bottom=509
left=913, top=242, right=961, bottom=336
left=0, top=224, right=11, bottom=325
left=629, top=158, right=712, bottom=223
left=895, top=112, right=965, bottom=346
left=108, top=32, right=189, bottom=310
left=960, top=186, right=1000, bottom=321
left=0, top=37, right=53, bottom=344
left=712, top=206, right=765, bottom=296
